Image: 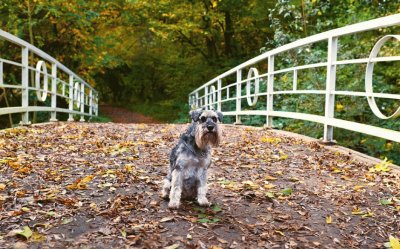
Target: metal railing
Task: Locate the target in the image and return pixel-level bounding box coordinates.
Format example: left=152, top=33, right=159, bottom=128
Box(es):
left=189, top=14, right=400, bottom=143
left=0, top=29, right=98, bottom=125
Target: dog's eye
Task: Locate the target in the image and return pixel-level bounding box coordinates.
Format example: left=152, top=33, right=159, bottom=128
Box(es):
left=212, top=117, right=217, bottom=122
left=200, top=116, right=207, bottom=122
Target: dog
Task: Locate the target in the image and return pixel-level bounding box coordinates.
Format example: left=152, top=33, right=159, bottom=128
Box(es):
left=161, top=108, right=223, bottom=209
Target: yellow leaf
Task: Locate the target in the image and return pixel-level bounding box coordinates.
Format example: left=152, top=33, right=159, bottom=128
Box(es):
left=369, top=158, right=392, bottom=173
left=336, top=103, right=344, bottom=112
left=362, top=212, right=374, bottom=218
left=242, top=181, right=259, bottom=190
left=80, top=175, right=94, bottom=184
left=279, top=154, right=288, bottom=160
left=0, top=183, right=6, bottom=191
left=275, top=230, right=285, bottom=236
left=326, top=215, right=332, bottom=224
left=265, top=175, right=278, bottom=181
left=351, top=207, right=365, bottom=215
left=31, top=231, right=46, bottom=242
left=353, top=185, right=364, bottom=191
left=389, top=236, right=400, bottom=249
left=263, top=184, right=275, bottom=189
left=260, top=137, right=281, bottom=144
left=125, top=164, right=133, bottom=173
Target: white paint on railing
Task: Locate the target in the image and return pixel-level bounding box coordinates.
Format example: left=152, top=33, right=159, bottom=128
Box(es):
left=0, top=29, right=98, bottom=124
left=189, top=14, right=400, bottom=143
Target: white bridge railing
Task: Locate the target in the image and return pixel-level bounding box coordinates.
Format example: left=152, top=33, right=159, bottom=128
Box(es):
left=189, top=14, right=400, bottom=143
left=0, top=29, right=98, bottom=125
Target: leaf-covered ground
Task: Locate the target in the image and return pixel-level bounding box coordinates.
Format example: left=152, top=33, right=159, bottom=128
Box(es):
left=0, top=122, right=399, bottom=249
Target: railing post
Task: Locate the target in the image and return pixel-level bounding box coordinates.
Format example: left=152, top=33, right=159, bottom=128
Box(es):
left=0, top=61, right=3, bottom=85
left=20, top=47, right=30, bottom=125
left=50, top=63, right=58, bottom=122
left=80, top=83, right=85, bottom=122
left=204, top=86, right=209, bottom=110
left=235, top=69, right=242, bottom=124
left=195, top=92, right=199, bottom=108
left=68, top=75, right=74, bottom=121
left=217, top=79, right=222, bottom=112
left=266, top=55, right=274, bottom=127
left=89, top=89, right=93, bottom=116
left=323, top=36, right=338, bottom=142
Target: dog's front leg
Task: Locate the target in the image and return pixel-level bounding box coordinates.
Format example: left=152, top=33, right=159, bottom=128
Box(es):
left=197, top=170, right=210, bottom=206
left=168, top=169, right=183, bottom=209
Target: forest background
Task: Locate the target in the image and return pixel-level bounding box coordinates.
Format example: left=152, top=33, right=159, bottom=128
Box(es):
left=0, top=0, right=399, bottom=163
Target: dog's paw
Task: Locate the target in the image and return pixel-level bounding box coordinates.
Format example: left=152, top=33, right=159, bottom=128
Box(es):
left=197, top=197, right=211, bottom=207
left=168, top=201, right=180, bottom=209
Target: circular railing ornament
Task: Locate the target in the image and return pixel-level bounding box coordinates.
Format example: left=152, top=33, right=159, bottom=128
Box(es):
left=209, top=85, right=217, bottom=109
left=365, top=35, right=400, bottom=119
left=246, top=67, right=259, bottom=106
left=35, top=60, right=48, bottom=102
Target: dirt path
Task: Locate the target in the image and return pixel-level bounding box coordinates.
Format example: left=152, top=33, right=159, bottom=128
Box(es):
left=0, top=122, right=399, bottom=248
left=99, top=105, right=159, bottom=123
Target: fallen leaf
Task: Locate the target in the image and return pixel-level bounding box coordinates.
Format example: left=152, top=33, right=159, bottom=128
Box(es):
left=326, top=215, right=332, bottom=224
left=380, top=199, right=394, bottom=205
left=164, top=243, right=179, bottom=249
left=389, top=236, right=400, bottom=249
left=281, top=188, right=293, bottom=196
left=353, top=185, right=364, bottom=191
left=16, top=226, right=32, bottom=240
left=266, top=192, right=275, bottom=198
left=160, top=216, right=175, bottom=223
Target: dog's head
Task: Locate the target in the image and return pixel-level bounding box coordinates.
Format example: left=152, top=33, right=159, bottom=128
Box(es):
left=190, top=108, right=223, bottom=150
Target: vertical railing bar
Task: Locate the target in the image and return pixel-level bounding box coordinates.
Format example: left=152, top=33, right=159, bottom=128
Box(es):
left=80, top=83, right=85, bottom=121
left=293, top=69, right=298, bottom=91
left=217, top=79, right=222, bottom=112
left=266, top=55, right=274, bottom=127
left=89, top=89, right=93, bottom=116
left=68, top=75, right=74, bottom=121
left=0, top=61, right=3, bottom=85
left=323, top=36, right=338, bottom=142
left=204, top=86, right=209, bottom=110
left=50, top=63, right=58, bottom=121
left=195, top=92, right=199, bottom=108
left=235, top=69, right=242, bottom=124
left=20, top=47, right=30, bottom=125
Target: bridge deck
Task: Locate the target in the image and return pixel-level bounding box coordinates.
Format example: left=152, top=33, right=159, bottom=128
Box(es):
left=0, top=123, right=399, bottom=248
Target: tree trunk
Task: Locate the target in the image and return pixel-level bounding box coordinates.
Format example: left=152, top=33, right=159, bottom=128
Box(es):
left=224, top=11, right=234, bottom=57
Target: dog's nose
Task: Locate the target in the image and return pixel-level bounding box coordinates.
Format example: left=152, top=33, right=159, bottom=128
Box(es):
left=207, top=125, right=214, bottom=131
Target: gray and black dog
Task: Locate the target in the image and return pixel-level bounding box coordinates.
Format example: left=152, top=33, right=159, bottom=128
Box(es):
left=161, top=108, right=223, bottom=209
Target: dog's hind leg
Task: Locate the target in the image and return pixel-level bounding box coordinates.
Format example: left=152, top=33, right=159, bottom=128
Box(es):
left=168, top=169, right=183, bottom=209
left=161, top=178, right=171, bottom=199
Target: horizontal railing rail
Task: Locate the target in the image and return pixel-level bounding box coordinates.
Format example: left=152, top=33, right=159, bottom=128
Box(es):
left=189, top=14, right=400, bottom=143
left=0, top=29, right=98, bottom=125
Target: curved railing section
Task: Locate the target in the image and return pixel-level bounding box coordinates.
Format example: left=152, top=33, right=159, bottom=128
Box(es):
left=0, top=29, right=98, bottom=125
left=189, top=14, right=400, bottom=143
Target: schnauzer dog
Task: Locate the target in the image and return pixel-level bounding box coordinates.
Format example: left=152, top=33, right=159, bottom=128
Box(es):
left=162, top=108, right=223, bottom=209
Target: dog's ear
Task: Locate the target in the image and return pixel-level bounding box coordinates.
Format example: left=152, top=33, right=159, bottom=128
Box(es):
left=190, top=108, right=204, bottom=122
left=216, top=111, right=223, bottom=123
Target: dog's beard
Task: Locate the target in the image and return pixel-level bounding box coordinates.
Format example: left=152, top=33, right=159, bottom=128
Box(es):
left=195, top=124, right=221, bottom=150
